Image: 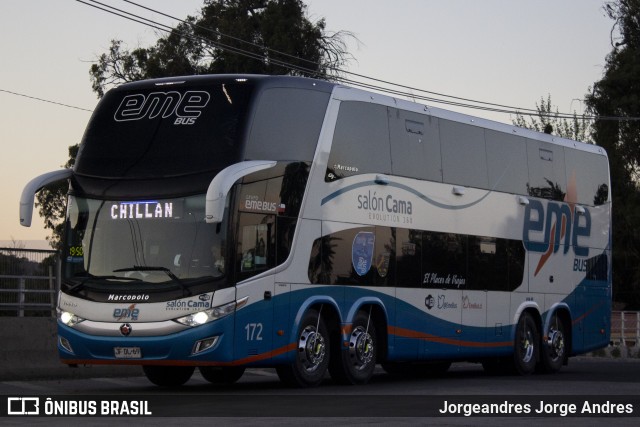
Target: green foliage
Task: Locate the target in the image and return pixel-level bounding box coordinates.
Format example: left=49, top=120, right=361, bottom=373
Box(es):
left=585, top=0, right=640, bottom=309
left=89, top=0, right=354, bottom=97
left=35, top=144, right=77, bottom=250
left=512, top=94, right=592, bottom=142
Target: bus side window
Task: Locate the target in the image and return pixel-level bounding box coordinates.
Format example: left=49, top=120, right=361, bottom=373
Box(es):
left=237, top=213, right=274, bottom=276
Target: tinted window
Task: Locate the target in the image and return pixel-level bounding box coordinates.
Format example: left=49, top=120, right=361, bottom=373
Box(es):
left=422, top=232, right=467, bottom=289
left=246, top=88, right=330, bottom=162
left=308, top=226, right=395, bottom=286
left=389, top=109, right=442, bottom=181
left=326, top=102, right=391, bottom=181
left=564, top=149, right=610, bottom=206
left=396, top=228, right=423, bottom=288
left=440, top=120, right=488, bottom=189
left=236, top=213, right=275, bottom=279
left=310, top=226, right=525, bottom=292
left=485, top=130, right=529, bottom=194
left=527, top=140, right=566, bottom=201
left=467, top=236, right=524, bottom=291
left=76, top=83, right=253, bottom=179
left=238, top=162, right=310, bottom=218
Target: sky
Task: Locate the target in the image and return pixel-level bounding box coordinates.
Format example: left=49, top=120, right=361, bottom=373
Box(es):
left=0, top=0, right=615, bottom=248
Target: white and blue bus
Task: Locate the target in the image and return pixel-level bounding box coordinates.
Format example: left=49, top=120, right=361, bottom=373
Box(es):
left=20, top=75, right=611, bottom=387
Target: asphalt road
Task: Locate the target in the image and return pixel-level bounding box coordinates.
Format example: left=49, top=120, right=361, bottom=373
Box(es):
left=1, top=357, right=639, bottom=426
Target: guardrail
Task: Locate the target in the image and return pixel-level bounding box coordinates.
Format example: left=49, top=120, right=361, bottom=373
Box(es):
left=611, top=311, right=640, bottom=347
left=0, top=248, right=60, bottom=317
left=0, top=274, right=57, bottom=316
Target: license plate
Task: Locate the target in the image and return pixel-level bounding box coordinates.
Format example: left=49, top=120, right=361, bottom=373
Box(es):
left=114, top=347, right=141, bottom=359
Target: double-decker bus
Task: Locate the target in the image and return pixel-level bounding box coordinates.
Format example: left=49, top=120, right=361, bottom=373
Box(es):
left=20, top=75, right=611, bottom=387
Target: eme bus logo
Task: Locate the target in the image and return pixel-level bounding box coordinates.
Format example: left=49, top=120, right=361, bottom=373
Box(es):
left=113, top=91, right=210, bottom=125
left=522, top=199, right=592, bottom=275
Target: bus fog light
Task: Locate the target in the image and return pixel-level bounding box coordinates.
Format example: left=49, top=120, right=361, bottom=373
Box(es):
left=193, top=336, right=219, bottom=354
left=59, top=337, right=74, bottom=354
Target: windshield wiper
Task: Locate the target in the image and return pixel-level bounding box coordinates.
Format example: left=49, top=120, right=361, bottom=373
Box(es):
left=113, top=266, right=191, bottom=296
left=66, top=274, right=142, bottom=294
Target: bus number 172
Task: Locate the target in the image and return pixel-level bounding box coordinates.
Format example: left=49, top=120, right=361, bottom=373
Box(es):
left=245, top=323, right=263, bottom=341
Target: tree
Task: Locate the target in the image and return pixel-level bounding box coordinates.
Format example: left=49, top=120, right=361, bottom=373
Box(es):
left=35, top=145, right=77, bottom=250
left=38, top=0, right=353, bottom=249
left=585, top=0, right=640, bottom=309
left=512, top=94, right=592, bottom=142
left=90, top=0, right=354, bottom=97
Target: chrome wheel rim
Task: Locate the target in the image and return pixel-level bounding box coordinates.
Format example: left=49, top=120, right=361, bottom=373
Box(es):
left=348, top=326, right=374, bottom=370
left=298, top=325, right=326, bottom=372
left=548, top=328, right=565, bottom=361
left=520, top=325, right=535, bottom=364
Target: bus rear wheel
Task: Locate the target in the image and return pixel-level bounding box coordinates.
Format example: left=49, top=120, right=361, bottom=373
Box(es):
left=330, top=310, right=377, bottom=385
left=539, top=313, right=566, bottom=373
left=276, top=309, right=330, bottom=387
left=142, top=365, right=194, bottom=387
left=513, top=312, right=539, bottom=375
left=199, top=366, right=245, bottom=384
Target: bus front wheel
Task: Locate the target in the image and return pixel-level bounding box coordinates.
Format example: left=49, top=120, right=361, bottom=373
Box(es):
left=276, top=309, right=330, bottom=387
left=142, top=365, right=194, bottom=387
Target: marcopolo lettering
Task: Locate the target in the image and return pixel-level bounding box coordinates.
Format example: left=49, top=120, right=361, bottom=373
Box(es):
left=523, top=199, right=591, bottom=257
left=108, top=294, right=150, bottom=301
left=114, top=90, right=210, bottom=124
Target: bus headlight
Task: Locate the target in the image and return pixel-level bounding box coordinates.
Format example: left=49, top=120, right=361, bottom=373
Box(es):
left=174, top=297, right=248, bottom=327
left=57, top=309, right=85, bottom=327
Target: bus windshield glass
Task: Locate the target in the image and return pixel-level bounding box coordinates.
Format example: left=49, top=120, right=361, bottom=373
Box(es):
left=63, top=194, right=228, bottom=289
left=74, top=81, right=254, bottom=180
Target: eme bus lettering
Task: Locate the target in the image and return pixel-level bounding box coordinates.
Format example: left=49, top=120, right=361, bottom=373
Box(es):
left=113, top=90, right=210, bottom=125
left=522, top=199, right=591, bottom=274
left=113, top=304, right=139, bottom=321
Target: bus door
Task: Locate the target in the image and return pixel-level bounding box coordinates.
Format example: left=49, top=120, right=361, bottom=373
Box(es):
left=233, top=213, right=275, bottom=363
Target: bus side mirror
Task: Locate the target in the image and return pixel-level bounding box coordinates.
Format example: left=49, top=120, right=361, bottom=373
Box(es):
left=19, top=169, right=73, bottom=227
left=205, top=160, right=277, bottom=223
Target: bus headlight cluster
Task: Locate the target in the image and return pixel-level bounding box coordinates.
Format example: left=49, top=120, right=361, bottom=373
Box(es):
left=174, top=297, right=248, bottom=327
left=57, top=309, right=85, bottom=327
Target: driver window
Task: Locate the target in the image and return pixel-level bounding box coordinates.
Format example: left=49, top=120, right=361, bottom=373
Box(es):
left=237, top=213, right=274, bottom=277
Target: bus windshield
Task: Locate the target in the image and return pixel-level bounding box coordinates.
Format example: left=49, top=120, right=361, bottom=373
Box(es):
left=63, top=194, right=227, bottom=290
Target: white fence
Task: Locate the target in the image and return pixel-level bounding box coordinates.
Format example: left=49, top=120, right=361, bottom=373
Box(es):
left=611, top=311, right=640, bottom=347
left=0, top=248, right=60, bottom=317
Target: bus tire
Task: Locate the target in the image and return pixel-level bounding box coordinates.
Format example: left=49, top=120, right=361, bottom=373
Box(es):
left=276, top=309, right=329, bottom=387
left=330, top=310, right=377, bottom=385
left=539, top=313, right=566, bottom=374
left=513, top=312, right=539, bottom=375
left=142, top=365, right=194, bottom=387
left=199, top=366, right=245, bottom=384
